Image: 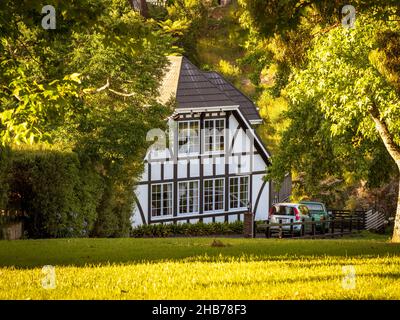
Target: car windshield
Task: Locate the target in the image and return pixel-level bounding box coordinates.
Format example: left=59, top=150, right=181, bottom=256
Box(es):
left=304, top=203, right=324, bottom=211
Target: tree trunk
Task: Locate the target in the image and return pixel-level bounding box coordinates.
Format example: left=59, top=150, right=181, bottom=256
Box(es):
left=128, top=0, right=149, bottom=18
left=393, top=179, right=400, bottom=242
left=139, top=0, right=149, bottom=18
left=370, top=105, right=400, bottom=242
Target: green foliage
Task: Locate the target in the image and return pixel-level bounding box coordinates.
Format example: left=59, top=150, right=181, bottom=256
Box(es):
left=0, top=0, right=179, bottom=238
left=131, top=220, right=244, bottom=237
left=0, top=0, right=173, bottom=158
left=217, top=59, right=240, bottom=81
left=0, top=147, right=11, bottom=208
left=8, top=148, right=103, bottom=238
left=164, top=0, right=209, bottom=62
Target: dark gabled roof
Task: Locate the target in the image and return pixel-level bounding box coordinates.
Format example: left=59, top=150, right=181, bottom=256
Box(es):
left=175, top=57, right=237, bottom=109
left=203, top=71, right=262, bottom=122
left=159, top=56, right=262, bottom=123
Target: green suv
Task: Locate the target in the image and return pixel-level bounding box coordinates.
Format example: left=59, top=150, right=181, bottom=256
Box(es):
left=299, top=201, right=331, bottom=232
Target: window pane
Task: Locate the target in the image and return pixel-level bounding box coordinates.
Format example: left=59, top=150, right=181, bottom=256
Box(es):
left=215, top=120, right=224, bottom=152
left=151, top=184, right=173, bottom=217
left=204, top=120, right=213, bottom=153
left=163, top=184, right=172, bottom=216
left=204, top=119, right=224, bottom=153
left=239, top=177, right=249, bottom=208
left=178, top=121, right=199, bottom=155
left=204, top=180, right=213, bottom=212
left=179, top=182, right=187, bottom=214
left=189, top=181, right=199, bottom=213
left=189, top=122, right=199, bottom=153
left=179, top=181, right=199, bottom=214
left=214, top=179, right=224, bottom=211
left=230, top=177, right=238, bottom=209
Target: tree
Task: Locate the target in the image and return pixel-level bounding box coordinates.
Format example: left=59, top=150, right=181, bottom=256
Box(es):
left=237, top=1, right=400, bottom=241
left=280, top=14, right=400, bottom=241
left=0, top=0, right=176, bottom=236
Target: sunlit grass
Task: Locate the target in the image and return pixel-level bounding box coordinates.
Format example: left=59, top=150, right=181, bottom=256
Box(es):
left=1, top=236, right=399, bottom=299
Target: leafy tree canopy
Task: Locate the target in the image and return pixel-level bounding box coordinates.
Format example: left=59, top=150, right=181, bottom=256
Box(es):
left=0, top=0, right=174, bottom=165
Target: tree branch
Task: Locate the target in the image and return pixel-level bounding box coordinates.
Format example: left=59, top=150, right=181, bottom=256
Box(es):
left=96, top=78, right=110, bottom=92
left=108, top=88, right=136, bottom=97
left=93, top=78, right=136, bottom=97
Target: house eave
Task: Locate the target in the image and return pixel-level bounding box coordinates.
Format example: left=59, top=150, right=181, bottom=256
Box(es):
left=172, top=105, right=240, bottom=117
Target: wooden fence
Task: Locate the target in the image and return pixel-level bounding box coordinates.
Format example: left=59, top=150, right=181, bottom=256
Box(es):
left=256, top=215, right=364, bottom=239
left=255, top=209, right=370, bottom=239
left=0, top=210, right=27, bottom=240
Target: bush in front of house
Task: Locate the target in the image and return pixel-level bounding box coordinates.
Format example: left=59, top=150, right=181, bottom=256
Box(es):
left=130, top=220, right=244, bottom=237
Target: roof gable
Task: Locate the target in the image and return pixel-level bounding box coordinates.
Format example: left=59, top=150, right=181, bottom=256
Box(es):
left=158, top=56, right=262, bottom=124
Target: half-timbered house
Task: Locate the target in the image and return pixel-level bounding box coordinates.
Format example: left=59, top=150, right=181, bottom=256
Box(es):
left=132, top=56, right=291, bottom=226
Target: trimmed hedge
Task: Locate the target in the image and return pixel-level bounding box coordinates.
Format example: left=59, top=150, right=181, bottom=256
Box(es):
left=8, top=149, right=103, bottom=238
left=2, top=147, right=139, bottom=238
left=131, top=221, right=244, bottom=237
left=0, top=147, right=11, bottom=209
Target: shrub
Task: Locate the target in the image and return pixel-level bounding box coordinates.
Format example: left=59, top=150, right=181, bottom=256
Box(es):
left=130, top=220, right=244, bottom=237
left=0, top=146, right=11, bottom=208
left=8, top=149, right=103, bottom=238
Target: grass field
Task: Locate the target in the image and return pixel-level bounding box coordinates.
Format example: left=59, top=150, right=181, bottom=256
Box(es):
left=1, top=233, right=400, bottom=299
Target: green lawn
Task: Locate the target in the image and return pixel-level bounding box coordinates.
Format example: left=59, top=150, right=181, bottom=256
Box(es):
left=1, top=234, right=400, bottom=299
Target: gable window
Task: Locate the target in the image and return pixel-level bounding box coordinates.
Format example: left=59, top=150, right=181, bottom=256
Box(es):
left=151, top=183, right=173, bottom=217
left=229, top=176, right=249, bottom=209
left=178, top=180, right=199, bottom=214
left=178, top=121, right=200, bottom=155
left=204, top=178, right=224, bottom=212
left=204, top=119, right=225, bottom=153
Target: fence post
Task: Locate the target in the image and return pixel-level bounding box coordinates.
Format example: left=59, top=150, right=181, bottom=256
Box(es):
left=311, top=217, right=316, bottom=238
left=279, top=219, right=283, bottom=239
left=301, top=218, right=305, bottom=236
left=243, top=212, right=253, bottom=238
left=341, top=215, right=344, bottom=236
left=265, top=220, right=270, bottom=238
left=290, top=219, right=294, bottom=238
left=331, top=217, right=335, bottom=238
left=356, top=213, right=360, bottom=232
left=349, top=214, right=353, bottom=233
left=253, top=219, right=256, bottom=238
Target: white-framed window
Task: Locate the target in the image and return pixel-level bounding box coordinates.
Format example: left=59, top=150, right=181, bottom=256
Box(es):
left=151, top=183, right=173, bottom=217
left=178, top=180, right=199, bottom=214
left=204, top=119, right=225, bottom=153
left=204, top=178, right=224, bottom=212
left=229, top=176, right=249, bottom=209
left=178, top=120, right=200, bottom=155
